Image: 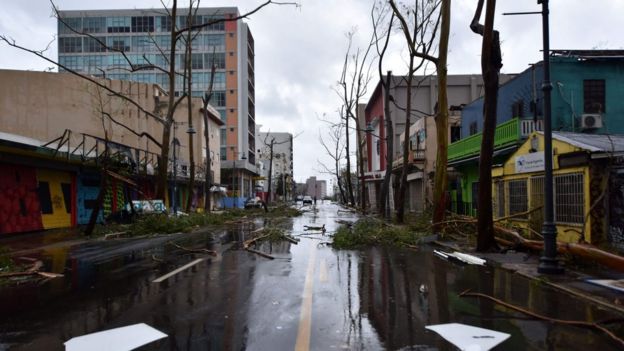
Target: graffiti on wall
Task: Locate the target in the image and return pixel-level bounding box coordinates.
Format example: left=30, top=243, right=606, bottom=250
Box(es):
left=0, top=163, right=43, bottom=234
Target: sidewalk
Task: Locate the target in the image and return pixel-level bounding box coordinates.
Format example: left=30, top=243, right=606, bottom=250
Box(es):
left=0, top=228, right=87, bottom=257
left=434, top=240, right=624, bottom=315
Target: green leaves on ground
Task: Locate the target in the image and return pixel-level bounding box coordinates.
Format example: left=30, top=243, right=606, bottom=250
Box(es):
left=332, top=217, right=427, bottom=249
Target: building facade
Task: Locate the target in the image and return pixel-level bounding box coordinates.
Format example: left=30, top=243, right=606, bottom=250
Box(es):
left=57, top=7, right=258, bottom=205
left=256, top=131, right=294, bottom=201
left=363, top=74, right=514, bottom=212
left=0, top=69, right=223, bottom=234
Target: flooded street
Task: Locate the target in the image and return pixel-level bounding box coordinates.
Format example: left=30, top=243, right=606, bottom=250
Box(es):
left=0, top=202, right=622, bottom=350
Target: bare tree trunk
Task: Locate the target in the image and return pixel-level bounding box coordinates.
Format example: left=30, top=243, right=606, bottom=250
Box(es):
left=156, top=1, right=178, bottom=201
left=345, top=116, right=355, bottom=206
left=379, top=72, right=393, bottom=220
left=432, top=0, right=451, bottom=232
left=397, top=60, right=415, bottom=223
left=202, top=63, right=217, bottom=212
left=471, top=0, right=501, bottom=251
left=356, top=126, right=366, bottom=211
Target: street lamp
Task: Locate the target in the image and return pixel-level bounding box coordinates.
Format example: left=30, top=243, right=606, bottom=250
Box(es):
left=172, top=137, right=180, bottom=215
left=503, top=0, right=563, bottom=274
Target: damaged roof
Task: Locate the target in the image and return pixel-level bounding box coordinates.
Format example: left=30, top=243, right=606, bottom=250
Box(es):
left=551, top=131, right=624, bottom=153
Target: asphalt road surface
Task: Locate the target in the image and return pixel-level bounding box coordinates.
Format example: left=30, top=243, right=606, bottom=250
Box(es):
left=0, top=202, right=622, bottom=350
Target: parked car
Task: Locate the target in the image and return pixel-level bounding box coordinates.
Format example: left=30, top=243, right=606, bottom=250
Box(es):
left=302, top=196, right=313, bottom=205
left=295, top=195, right=304, bottom=202
left=244, top=197, right=264, bottom=209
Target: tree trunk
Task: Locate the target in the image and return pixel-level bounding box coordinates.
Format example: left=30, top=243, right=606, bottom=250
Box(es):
left=357, top=127, right=366, bottom=212
left=379, top=72, right=393, bottom=220
left=397, top=61, right=415, bottom=223
left=432, top=0, right=451, bottom=232
left=475, top=0, right=501, bottom=252
left=345, top=114, right=355, bottom=206
left=203, top=63, right=217, bottom=212
left=156, top=1, right=177, bottom=201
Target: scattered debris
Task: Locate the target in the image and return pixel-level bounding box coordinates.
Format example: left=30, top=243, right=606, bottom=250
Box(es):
left=425, top=323, right=510, bottom=351
left=103, top=231, right=129, bottom=240
left=65, top=323, right=167, bottom=351
left=460, top=289, right=624, bottom=348
left=0, top=258, right=63, bottom=280
left=304, top=224, right=326, bottom=233
left=586, top=279, right=624, bottom=293
left=169, top=242, right=217, bottom=256
left=433, top=250, right=486, bottom=265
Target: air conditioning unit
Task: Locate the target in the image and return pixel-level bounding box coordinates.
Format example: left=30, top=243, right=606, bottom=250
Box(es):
left=581, top=114, right=603, bottom=129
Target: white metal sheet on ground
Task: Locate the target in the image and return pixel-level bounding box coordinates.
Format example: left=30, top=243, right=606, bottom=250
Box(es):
left=65, top=323, right=167, bottom=351
left=586, top=279, right=624, bottom=293
left=425, top=323, right=510, bottom=351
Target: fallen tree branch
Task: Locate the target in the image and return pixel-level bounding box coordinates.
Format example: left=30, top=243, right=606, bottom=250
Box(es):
left=460, top=289, right=624, bottom=348
left=0, top=260, right=63, bottom=279
left=246, top=248, right=275, bottom=259
left=169, top=242, right=217, bottom=256
left=493, top=205, right=543, bottom=223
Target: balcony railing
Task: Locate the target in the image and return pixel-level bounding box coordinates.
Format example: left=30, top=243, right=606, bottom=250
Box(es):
left=448, top=118, right=539, bottom=162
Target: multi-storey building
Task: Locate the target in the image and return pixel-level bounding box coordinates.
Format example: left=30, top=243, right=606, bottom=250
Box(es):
left=57, top=7, right=257, bottom=204
left=256, top=131, right=294, bottom=201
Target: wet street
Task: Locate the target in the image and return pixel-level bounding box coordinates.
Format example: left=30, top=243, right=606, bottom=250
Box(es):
left=1, top=202, right=623, bottom=350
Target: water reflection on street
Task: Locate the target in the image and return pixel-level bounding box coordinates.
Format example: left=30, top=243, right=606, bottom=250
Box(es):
left=0, top=202, right=622, bottom=350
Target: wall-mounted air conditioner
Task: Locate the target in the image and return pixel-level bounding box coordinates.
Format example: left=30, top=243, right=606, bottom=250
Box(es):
left=581, top=114, right=603, bottom=129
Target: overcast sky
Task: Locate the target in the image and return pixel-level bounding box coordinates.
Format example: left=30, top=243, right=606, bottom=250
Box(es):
left=1, top=1, right=623, bottom=186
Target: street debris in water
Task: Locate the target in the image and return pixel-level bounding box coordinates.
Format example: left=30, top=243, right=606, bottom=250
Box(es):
left=64, top=323, right=167, bottom=351
left=425, top=323, right=510, bottom=351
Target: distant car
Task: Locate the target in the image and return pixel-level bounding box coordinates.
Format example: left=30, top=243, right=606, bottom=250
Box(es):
left=295, top=195, right=304, bottom=202
left=244, top=197, right=264, bottom=209
left=302, top=196, right=313, bottom=205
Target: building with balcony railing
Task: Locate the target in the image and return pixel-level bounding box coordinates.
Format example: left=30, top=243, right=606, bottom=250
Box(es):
left=448, top=50, right=624, bottom=221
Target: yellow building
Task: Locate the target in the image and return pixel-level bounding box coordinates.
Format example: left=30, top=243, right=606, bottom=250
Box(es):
left=492, top=131, right=624, bottom=247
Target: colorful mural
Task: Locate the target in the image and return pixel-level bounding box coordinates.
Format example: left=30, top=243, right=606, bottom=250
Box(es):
left=0, top=163, right=43, bottom=234
left=36, top=169, right=74, bottom=230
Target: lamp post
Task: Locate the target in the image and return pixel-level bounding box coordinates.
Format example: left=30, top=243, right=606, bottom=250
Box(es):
left=172, top=137, right=180, bottom=215
left=537, top=0, right=563, bottom=274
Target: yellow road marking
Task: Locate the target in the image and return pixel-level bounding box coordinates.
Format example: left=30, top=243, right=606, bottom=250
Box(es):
left=319, top=258, right=328, bottom=283
left=294, top=245, right=318, bottom=351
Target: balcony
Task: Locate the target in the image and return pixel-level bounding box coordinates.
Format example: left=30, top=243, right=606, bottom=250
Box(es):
left=448, top=118, right=541, bottom=162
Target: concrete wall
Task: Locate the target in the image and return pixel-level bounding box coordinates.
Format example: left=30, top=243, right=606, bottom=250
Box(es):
left=0, top=69, right=222, bottom=183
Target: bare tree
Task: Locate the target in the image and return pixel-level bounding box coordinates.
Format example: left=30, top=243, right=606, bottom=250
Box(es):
left=259, top=132, right=295, bottom=206
left=470, top=0, right=502, bottom=251
left=388, top=0, right=450, bottom=227
left=318, top=118, right=348, bottom=204
left=370, top=2, right=396, bottom=219
left=336, top=24, right=378, bottom=209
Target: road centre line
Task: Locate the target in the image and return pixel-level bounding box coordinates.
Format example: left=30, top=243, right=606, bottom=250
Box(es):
left=152, top=258, right=204, bottom=283
left=294, top=245, right=318, bottom=351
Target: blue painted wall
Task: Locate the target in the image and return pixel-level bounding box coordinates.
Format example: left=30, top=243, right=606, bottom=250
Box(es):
left=461, top=64, right=544, bottom=139
left=461, top=56, right=624, bottom=137
left=77, top=171, right=104, bottom=225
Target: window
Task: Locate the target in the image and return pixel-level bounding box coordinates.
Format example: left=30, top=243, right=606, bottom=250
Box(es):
left=83, top=37, right=106, bottom=52
left=204, top=34, right=225, bottom=49
left=107, top=16, right=130, bottom=33
left=58, top=17, right=82, bottom=34
left=205, top=52, right=226, bottom=69
left=469, top=121, right=478, bottom=135
left=84, top=55, right=104, bottom=72
left=584, top=79, right=605, bottom=113
left=213, top=91, right=226, bottom=106
left=220, top=147, right=227, bottom=161
left=132, top=36, right=154, bottom=52
left=59, top=56, right=83, bottom=71
left=37, top=182, right=53, bottom=214
left=495, top=181, right=505, bottom=218
left=131, top=16, right=154, bottom=32
left=507, top=179, right=528, bottom=218
left=156, top=16, right=172, bottom=32
left=108, top=36, right=131, bottom=51
left=59, top=37, right=82, bottom=53
left=191, top=53, right=203, bottom=69
left=203, top=15, right=225, bottom=31
left=450, top=126, right=461, bottom=143
left=83, top=17, right=106, bottom=33
left=554, top=173, right=584, bottom=224
left=220, top=127, right=227, bottom=146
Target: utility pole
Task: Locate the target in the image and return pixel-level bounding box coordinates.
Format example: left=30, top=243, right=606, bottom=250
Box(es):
left=537, top=0, right=563, bottom=274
